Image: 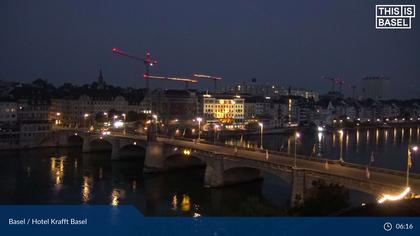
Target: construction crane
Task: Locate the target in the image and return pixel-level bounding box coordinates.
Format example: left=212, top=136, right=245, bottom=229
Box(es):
left=322, top=76, right=337, bottom=92
left=348, top=84, right=357, bottom=99
left=143, top=74, right=197, bottom=89
left=193, top=74, right=222, bottom=92
left=112, top=48, right=158, bottom=90
left=335, top=78, right=345, bottom=94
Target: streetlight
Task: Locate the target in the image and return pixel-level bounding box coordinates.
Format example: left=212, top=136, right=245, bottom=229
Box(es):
left=122, top=113, right=126, bottom=134
left=294, top=132, right=300, bottom=168
left=258, top=122, right=263, bottom=150
left=213, top=124, right=219, bottom=144
left=83, top=113, right=89, bottom=129
left=152, top=114, right=158, bottom=137
left=407, top=145, right=418, bottom=187
left=196, top=117, right=202, bottom=142
left=338, top=129, right=344, bottom=163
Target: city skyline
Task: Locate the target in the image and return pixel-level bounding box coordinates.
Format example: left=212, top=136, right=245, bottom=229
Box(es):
left=1, top=0, right=419, bottom=99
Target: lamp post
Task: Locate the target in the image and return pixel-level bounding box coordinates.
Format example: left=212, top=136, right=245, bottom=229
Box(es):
left=213, top=124, right=219, bottom=144
left=258, top=122, right=263, bottom=150
left=122, top=113, right=126, bottom=135
left=339, top=129, right=344, bottom=163
left=152, top=114, right=158, bottom=137
left=407, top=145, right=418, bottom=187
left=294, top=132, right=300, bottom=168
left=83, top=113, right=89, bottom=130
left=196, top=117, right=202, bottom=142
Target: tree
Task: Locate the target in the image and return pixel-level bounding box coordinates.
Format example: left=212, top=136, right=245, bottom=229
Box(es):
left=293, top=179, right=350, bottom=216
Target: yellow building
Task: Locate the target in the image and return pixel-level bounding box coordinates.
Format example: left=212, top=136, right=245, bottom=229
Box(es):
left=203, top=94, right=244, bottom=126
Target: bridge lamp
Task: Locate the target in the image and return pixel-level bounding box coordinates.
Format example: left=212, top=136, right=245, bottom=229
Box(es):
left=258, top=122, right=263, bottom=150
left=294, top=132, right=300, bottom=168
left=196, top=117, right=202, bottom=142
left=338, top=130, right=344, bottom=163
left=122, top=113, right=126, bottom=134
left=407, top=145, right=418, bottom=187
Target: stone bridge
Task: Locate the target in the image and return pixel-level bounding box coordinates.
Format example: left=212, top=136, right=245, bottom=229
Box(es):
left=50, top=129, right=420, bottom=206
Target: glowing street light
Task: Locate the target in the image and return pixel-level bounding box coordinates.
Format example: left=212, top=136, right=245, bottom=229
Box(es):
left=83, top=113, right=89, bottom=129
left=378, top=187, right=411, bottom=204
left=122, top=113, right=126, bottom=134
left=213, top=124, right=220, bottom=144
left=196, top=117, right=202, bottom=142
left=294, top=132, right=300, bottom=168
left=152, top=114, right=158, bottom=136
left=339, top=129, right=344, bottom=163
left=407, top=145, right=418, bottom=187
left=258, top=122, right=264, bottom=150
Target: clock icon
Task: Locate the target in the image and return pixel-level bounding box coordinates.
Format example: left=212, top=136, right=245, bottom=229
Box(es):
left=384, top=222, right=393, bottom=231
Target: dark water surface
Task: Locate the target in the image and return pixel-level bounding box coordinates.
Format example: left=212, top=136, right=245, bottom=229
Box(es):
left=222, top=126, right=420, bottom=174
left=8, top=126, right=417, bottom=216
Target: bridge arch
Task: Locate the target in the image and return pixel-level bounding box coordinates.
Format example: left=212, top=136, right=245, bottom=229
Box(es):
left=68, top=134, right=83, bottom=146
left=118, top=144, right=147, bottom=160
left=89, top=138, right=113, bottom=152
left=163, top=152, right=206, bottom=169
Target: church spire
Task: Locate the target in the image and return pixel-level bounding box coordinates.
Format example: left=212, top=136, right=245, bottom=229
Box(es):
left=97, top=68, right=105, bottom=89
left=98, top=68, right=104, bottom=83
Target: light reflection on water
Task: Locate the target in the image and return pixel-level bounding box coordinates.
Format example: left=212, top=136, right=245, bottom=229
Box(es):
left=0, top=139, right=382, bottom=216
left=222, top=126, right=420, bottom=173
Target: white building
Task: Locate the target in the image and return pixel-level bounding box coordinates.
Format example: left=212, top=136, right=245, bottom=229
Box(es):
left=202, top=94, right=244, bottom=127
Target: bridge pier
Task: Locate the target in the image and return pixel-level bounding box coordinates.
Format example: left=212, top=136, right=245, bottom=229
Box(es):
left=204, top=157, right=224, bottom=188
left=144, top=142, right=165, bottom=172
left=111, top=139, right=121, bottom=161
left=56, top=132, right=69, bottom=147
left=291, top=168, right=306, bottom=207
left=82, top=136, right=91, bottom=153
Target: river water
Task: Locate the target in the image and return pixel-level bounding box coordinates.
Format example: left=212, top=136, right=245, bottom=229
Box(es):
left=1, top=126, right=418, bottom=216
left=222, top=126, right=420, bottom=174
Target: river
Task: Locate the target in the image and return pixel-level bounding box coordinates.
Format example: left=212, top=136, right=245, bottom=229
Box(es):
left=2, top=126, right=418, bottom=216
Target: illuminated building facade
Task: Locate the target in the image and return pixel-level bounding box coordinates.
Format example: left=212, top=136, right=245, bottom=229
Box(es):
left=203, top=94, right=244, bottom=126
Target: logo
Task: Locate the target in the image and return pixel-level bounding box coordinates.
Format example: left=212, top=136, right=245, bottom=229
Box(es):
left=376, top=5, right=415, bottom=29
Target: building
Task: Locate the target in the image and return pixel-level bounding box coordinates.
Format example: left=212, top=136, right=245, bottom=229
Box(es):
left=221, top=78, right=287, bottom=96
left=0, top=86, right=52, bottom=149
left=50, top=70, right=147, bottom=127
left=0, top=100, right=17, bottom=123
left=202, top=94, right=244, bottom=128
left=362, top=76, right=390, bottom=100
left=149, top=89, right=198, bottom=121
left=221, top=79, right=319, bottom=101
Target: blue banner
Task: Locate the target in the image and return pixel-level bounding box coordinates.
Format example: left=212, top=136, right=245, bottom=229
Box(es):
left=0, top=206, right=419, bottom=236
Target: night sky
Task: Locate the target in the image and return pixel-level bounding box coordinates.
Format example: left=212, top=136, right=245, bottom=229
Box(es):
left=1, top=0, right=419, bottom=98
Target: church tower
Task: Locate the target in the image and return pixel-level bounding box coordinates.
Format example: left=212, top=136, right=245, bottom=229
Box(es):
left=98, top=68, right=106, bottom=89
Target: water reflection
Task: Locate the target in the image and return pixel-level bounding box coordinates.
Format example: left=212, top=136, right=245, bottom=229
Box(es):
left=181, top=194, right=191, bottom=212
left=111, top=189, right=125, bottom=206
left=221, top=125, right=420, bottom=173
left=171, top=194, right=178, bottom=211
left=0, top=148, right=378, bottom=216
left=50, top=156, right=65, bottom=191
left=82, top=176, right=92, bottom=203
